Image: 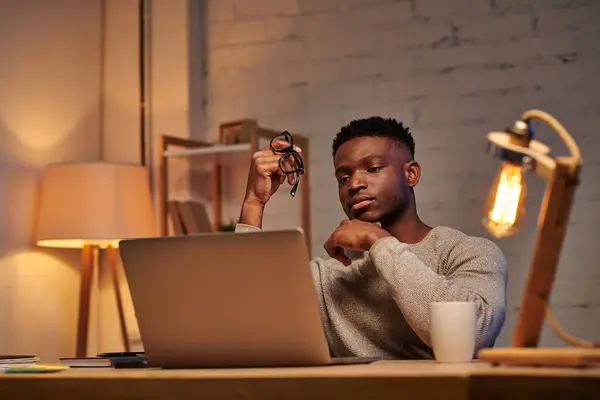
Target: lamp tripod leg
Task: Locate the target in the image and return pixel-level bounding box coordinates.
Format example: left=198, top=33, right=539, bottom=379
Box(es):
left=107, top=245, right=131, bottom=352
left=76, top=245, right=94, bottom=358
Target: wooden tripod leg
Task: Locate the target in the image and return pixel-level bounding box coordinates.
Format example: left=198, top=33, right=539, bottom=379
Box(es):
left=107, top=245, right=131, bottom=351
left=76, top=245, right=94, bottom=357
left=511, top=162, right=577, bottom=348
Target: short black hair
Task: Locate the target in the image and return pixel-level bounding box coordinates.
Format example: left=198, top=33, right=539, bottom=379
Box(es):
left=332, top=116, right=415, bottom=157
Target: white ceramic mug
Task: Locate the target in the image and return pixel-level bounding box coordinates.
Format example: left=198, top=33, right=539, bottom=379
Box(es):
left=429, top=301, right=477, bottom=363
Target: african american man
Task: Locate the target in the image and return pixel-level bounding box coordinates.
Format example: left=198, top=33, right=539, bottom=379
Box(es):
left=235, top=117, right=507, bottom=360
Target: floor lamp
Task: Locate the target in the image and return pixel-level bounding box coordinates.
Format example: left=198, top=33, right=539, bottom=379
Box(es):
left=476, top=109, right=600, bottom=367
left=35, top=162, right=156, bottom=358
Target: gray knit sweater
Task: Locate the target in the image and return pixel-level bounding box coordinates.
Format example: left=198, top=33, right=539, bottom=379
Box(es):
left=235, top=223, right=507, bottom=360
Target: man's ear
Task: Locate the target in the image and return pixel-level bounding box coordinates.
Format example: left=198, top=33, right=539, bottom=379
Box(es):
left=405, top=161, right=421, bottom=188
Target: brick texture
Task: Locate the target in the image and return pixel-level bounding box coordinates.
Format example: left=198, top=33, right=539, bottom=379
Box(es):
left=206, top=0, right=600, bottom=347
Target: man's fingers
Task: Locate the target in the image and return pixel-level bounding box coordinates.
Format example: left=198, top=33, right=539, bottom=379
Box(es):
left=254, top=154, right=284, bottom=174
left=269, top=139, right=289, bottom=152
left=324, top=234, right=351, bottom=267
left=324, top=236, right=336, bottom=257
left=256, top=160, right=283, bottom=176
left=281, top=157, right=292, bottom=174
left=331, top=248, right=351, bottom=266
left=253, top=152, right=282, bottom=163
left=256, top=154, right=285, bottom=164
left=268, top=139, right=303, bottom=153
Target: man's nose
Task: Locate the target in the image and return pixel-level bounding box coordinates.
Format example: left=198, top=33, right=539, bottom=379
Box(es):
left=349, top=174, right=367, bottom=191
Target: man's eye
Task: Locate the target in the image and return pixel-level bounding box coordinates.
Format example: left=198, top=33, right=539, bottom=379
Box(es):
left=367, top=166, right=382, bottom=173
left=338, top=177, right=349, bottom=184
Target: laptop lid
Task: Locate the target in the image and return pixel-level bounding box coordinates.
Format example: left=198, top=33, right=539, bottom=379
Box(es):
left=118, top=228, right=332, bottom=368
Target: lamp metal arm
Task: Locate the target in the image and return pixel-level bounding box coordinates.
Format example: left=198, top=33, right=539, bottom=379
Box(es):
left=520, top=109, right=582, bottom=164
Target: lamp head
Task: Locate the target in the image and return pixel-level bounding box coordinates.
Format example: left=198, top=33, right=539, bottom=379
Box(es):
left=35, top=162, right=156, bottom=250
left=481, top=119, right=535, bottom=238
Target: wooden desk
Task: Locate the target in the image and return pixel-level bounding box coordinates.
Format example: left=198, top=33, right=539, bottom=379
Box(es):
left=1, top=360, right=598, bottom=399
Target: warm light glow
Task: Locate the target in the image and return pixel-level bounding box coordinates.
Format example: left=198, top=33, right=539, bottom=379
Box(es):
left=0, top=11, right=101, bottom=168
left=491, top=170, right=522, bottom=225
left=36, top=239, right=121, bottom=249
left=482, top=162, right=526, bottom=238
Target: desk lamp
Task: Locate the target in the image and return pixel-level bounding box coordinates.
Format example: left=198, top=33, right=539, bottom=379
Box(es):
left=36, top=162, right=156, bottom=357
left=476, top=109, right=600, bottom=367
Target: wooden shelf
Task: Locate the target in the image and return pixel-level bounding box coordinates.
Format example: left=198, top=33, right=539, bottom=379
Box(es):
left=163, top=143, right=252, bottom=158
left=158, top=119, right=312, bottom=254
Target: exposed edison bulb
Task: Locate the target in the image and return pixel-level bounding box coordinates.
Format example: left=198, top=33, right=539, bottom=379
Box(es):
left=482, top=161, right=527, bottom=238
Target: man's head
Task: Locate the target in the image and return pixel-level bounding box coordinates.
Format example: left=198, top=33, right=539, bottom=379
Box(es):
left=332, top=117, right=421, bottom=225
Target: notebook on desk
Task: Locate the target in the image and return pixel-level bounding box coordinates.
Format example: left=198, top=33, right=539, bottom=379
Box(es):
left=118, top=228, right=379, bottom=368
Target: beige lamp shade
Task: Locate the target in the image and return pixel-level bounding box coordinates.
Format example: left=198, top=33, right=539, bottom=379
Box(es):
left=36, top=162, right=156, bottom=249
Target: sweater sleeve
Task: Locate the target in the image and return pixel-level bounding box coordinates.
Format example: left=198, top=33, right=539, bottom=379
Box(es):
left=234, top=223, right=262, bottom=233
left=366, top=235, right=507, bottom=351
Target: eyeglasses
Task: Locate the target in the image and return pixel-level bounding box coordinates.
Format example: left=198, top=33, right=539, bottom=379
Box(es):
left=269, top=131, right=305, bottom=197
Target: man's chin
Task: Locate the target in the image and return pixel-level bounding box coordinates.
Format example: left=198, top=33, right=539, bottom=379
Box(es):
left=352, top=211, right=380, bottom=223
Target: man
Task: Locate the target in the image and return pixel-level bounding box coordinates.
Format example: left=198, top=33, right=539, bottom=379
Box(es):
left=235, top=116, right=507, bottom=359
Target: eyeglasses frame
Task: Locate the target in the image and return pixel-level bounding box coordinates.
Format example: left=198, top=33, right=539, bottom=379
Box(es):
left=269, top=131, right=305, bottom=197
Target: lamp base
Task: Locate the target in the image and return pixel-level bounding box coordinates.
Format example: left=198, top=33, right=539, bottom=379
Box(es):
left=478, top=347, right=600, bottom=368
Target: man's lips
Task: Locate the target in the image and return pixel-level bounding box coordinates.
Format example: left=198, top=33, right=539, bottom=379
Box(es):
left=352, top=199, right=374, bottom=211
left=349, top=196, right=375, bottom=211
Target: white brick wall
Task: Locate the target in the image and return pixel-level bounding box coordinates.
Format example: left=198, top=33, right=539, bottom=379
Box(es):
left=206, top=0, right=600, bottom=347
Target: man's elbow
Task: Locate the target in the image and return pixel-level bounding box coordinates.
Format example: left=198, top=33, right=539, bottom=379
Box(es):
left=475, top=298, right=506, bottom=351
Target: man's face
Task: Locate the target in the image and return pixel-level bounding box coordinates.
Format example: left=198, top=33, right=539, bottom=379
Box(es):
left=333, top=136, right=418, bottom=223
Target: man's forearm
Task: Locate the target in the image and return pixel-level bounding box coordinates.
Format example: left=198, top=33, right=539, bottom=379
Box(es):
left=238, top=199, right=265, bottom=229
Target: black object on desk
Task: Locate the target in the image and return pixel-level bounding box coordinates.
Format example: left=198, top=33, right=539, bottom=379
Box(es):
left=97, top=352, right=144, bottom=358
left=97, top=352, right=147, bottom=369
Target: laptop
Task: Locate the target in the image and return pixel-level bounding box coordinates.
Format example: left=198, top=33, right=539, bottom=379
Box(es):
left=118, top=228, right=379, bottom=368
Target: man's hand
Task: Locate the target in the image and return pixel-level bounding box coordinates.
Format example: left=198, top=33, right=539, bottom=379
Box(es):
left=244, top=140, right=301, bottom=206
left=239, top=140, right=302, bottom=228
left=324, top=220, right=391, bottom=266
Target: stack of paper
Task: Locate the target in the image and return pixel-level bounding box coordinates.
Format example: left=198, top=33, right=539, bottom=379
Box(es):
left=0, top=355, right=39, bottom=371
